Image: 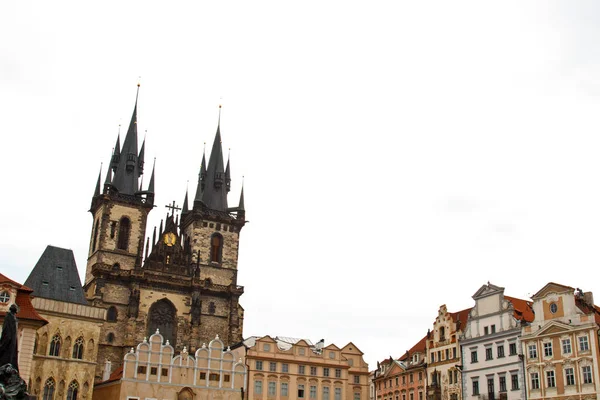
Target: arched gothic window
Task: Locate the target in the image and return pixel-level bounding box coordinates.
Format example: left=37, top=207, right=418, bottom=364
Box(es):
left=66, top=380, right=79, bottom=400
left=117, top=217, right=131, bottom=250
left=107, top=332, right=115, bottom=343
left=107, top=306, right=118, bottom=322
left=43, top=378, right=55, bottom=400
left=210, top=233, right=223, bottom=263
left=49, top=334, right=61, bottom=357
left=147, top=299, right=177, bottom=347
left=91, top=218, right=99, bottom=252
left=72, top=336, right=84, bottom=359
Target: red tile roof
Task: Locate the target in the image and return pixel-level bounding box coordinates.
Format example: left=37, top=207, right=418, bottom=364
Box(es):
left=505, top=295, right=534, bottom=323
left=0, top=273, right=47, bottom=324
left=449, top=307, right=472, bottom=331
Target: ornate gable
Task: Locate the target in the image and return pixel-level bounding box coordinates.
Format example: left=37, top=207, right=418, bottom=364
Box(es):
left=472, top=282, right=505, bottom=300
left=143, top=214, right=193, bottom=276
left=532, top=282, right=575, bottom=300
left=533, top=320, right=572, bottom=337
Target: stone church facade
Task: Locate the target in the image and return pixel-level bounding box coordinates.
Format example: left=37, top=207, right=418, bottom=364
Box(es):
left=84, top=88, right=246, bottom=380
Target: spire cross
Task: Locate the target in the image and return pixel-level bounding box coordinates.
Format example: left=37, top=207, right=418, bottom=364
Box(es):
left=165, top=201, right=181, bottom=216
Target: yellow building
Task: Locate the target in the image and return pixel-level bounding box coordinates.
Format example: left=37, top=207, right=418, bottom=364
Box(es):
left=521, top=282, right=600, bottom=400
left=233, top=336, right=369, bottom=400
left=92, top=330, right=247, bottom=400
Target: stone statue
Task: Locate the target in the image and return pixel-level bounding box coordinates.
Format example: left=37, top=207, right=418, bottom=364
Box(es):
left=191, top=292, right=201, bottom=326
left=128, top=289, right=140, bottom=318
left=0, top=305, right=19, bottom=370
left=0, top=305, right=28, bottom=399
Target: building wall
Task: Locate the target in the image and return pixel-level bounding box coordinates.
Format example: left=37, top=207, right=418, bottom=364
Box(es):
left=29, top=297, right=105, bottom=400
left=521, top=284, right=600, bottom=400
left=238, top=337, right=369, bottom=400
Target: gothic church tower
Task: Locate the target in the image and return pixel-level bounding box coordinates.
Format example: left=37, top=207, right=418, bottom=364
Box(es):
left=85, top=92, right=246, bottom=380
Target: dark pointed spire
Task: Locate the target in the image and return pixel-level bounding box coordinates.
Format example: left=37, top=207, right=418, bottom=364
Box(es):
left=225, top=149, right=231, bottom=193
left=152, top=226, right=157, bottom=248
left=138, top=135, right=146, bottom=176
left=104, top=161, right=112, bottom=186
left=197, top=106, right=228, bottom=211
left=145, top=237, right=150, bottom=260
left=194, top=144, right=207, bottom=202
left=148, top=158, right=155, bottom=193
left=94, top=164, right=102, bottom=197
left=111, top=133, right=121, bottom=172
left=238, top=184, right=245, bottom=211
left=182, top=187, right=189, bottom=213
left=112, top=84, right=142, bottom=195
left=159, top=219, right=163, bottom=235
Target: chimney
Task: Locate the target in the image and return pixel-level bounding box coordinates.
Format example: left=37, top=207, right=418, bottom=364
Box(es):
left=103, top=360, right=112, bottom=382
left=584, top=292, right=594, bottom=307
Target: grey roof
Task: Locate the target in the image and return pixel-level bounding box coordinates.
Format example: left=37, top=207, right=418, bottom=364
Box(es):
left=24, top=245, right=88, bottom=305
left=111, top=99, right=141, bottom=195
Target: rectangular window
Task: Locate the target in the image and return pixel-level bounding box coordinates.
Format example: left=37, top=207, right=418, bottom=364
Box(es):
left=531, top=373, right=539, bottom=389
left=419, top=392, right=423, bottom=400
left=580, top=336, right=590, bottom=352
left=487, top=377, right=494, bottom=394
left=310, top=386, right=317, bottom=399
left=281, top=383, right=289, bottom=397
left=472, top=380, right=479, bottom=395
left=298, top=384, right=305, bottom=398
left=282, top=363, right=289, bottom=373
left=256, top=361, right=263, bottom=371
left=410, top=374, right=413, bottom=383
left=491, top=325, right=496, bottom=334
left=402, top=376, right=406, bottom=384
left=335, top=369, right=342, bottom=378
left=323, top=387, right=330, bottom=400
left=335, top=388, right=342, bottom=400
left=529, top=344, right=537, bottom=359
left=497, top=345, right=505, bottom=358
left=409, top=393, right=414, bottom=400
left=270, top=362, right=277, bottom=372
left=583, top=366, right=593, bottom=384
left=448, top=371, right=453, bottom=385
left=499, top=376, right=506, bottom=392
left=354, top=375, right=360, bottom=384
left=485, top=347, right=493, bottom=360
left=546, top=371, right=556, bottom=388
left=471, top=350, right=478, bottom=363
left=562, top=339, right=572, bottom=354
left=544, top=342, right=553, bottom=357
left=509, top=343, right=517, bottom=356
left=511, top=374, right=519, bottom=390
left=268, top=382, right=276, bottom=396
left=565, top=368, right=575, bottom=386
left=453, top=348, right=457, bottom=359
left=255, top=381, right=263, bottom=394
left=299, top=365, right=305, bottom=375
left=419, top=372, right=423, bottom=381
left=431, top=354, right=435, bottom=363
left=484, top=326, right=489, bottom=335
left=354, top=393, right=361, bottom=400
left=324, top=368, right=330, bottom=377
left=395, top=377, right=399, bottom=386
left=437, top=351, right=441, bottom=361
left=310, top=366, right=317, bottom=376
left=445, top=349, right=449, bottom=360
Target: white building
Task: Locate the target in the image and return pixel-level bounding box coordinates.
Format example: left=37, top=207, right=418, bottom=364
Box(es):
left=460, top=283, right=534, bottom=400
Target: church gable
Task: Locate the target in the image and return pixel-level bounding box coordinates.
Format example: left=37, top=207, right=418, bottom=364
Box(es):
left=472, top=282, right=505, bottom=300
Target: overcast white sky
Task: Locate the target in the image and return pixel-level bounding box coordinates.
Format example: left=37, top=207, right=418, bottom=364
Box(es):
left=2, top=1, right=600, bottom=369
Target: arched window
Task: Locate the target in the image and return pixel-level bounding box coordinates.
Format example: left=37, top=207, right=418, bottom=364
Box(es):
left=117, top=217, right=131, bottom=250
left=107, top=306, right=118, bottom=322
left=91, top=218, right=99, bottom=252
left=67, top=380, right=79, bottom=400
left=49, top=334, right=61, bottom=357
left=147, top=299, right=177, bottom=347
left=72, top=336, right=84, bottom=359
left=106, top=332, right=115, bottom=343
left=42, top=378, right=55, bottom=400
left=210, top=233, right=223, bottom=263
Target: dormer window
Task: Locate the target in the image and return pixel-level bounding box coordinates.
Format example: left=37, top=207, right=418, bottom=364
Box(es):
left=0, top=291, right=10, bottom=303
left=439, top=327, right=445, bottom=341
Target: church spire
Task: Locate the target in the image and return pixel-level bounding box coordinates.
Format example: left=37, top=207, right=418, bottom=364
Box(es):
left=194, top=144, right=207, bottom=203
left=93, top=164, right=102, bottom=197
left=111, top=132, right=121, bottom=172
left=148, top=158, right=155, bottom=193
left=182, top=187, right=189, bottom=213
left=195, top=106, right=228, bottom=211
left=111, top=85, right=142, bottom=195
left=138, top=135, right=146, bottom=177
left=225, top=149, right=231, bottom=193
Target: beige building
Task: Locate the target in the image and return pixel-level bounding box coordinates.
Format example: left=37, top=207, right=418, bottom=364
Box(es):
left=521, top=282, right=600, bottom=400
left=93, top=330, right=247, bottom=400
left=0, top=272, right=47, bottom=386
left=233, top=336, right=369, bottom=400
left=25, top=245, right=106, bottom=400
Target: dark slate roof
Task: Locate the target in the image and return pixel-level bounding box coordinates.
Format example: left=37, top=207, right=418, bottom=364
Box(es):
left=24, top=245, right=88, bottom=305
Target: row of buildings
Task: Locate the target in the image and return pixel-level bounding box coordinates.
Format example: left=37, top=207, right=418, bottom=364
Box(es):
left=0, top=87, right=370, bottom=400
left=373, top=282, right=600, bottom=400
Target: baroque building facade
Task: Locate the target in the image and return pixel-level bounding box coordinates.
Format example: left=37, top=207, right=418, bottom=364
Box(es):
left=425, top=305, right=471, bottom=400
left=520, top=282, right=600, bottom=400
left=84, top=90, right=246, bottom=379
left=233, top=336, right=369, bottom=400
left=460, top=283, right=534, bottom=400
